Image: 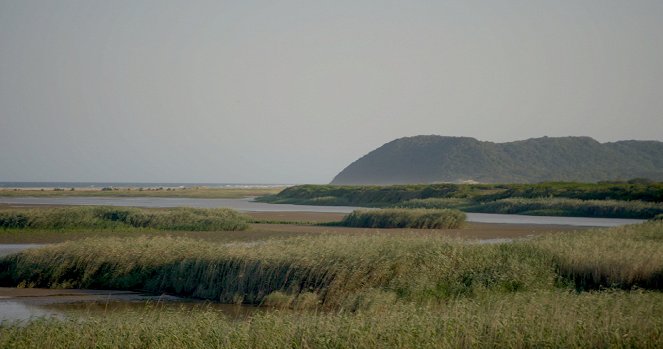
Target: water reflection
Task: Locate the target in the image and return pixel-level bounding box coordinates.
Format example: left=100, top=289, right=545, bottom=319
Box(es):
left=0, top=301, right=62, bottom=323
left=0, top=244, right=46, bottom=257
left=0, top=287, right=263, bottom=323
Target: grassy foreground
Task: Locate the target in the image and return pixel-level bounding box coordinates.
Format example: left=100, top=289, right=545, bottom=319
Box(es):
left=531, top=221, right=663, bottom=290
left=338, top=208, right=466, bottom=229
left=1, top=291, right=662, bottom=349
left=2, top=222, right=662, bottom=302
left=0, top=206, right=249, bottom=231
left=1, top=222, right=662, bottom=347
left=0, top=234, right=552, bottom=304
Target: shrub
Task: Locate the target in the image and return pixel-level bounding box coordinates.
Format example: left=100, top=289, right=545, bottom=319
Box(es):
left=0, top=206, right=249, bottom=231
left=339, top=208, right=466, bottom=229
left=0, top=234, right=552, bottom=306
left=395, top=198, right=470, bottom=209
left=3, top=291, right=662, bottom=348
left=527, top=221, right=663, bottom=290
left=471, top=197, right=663, bottom=219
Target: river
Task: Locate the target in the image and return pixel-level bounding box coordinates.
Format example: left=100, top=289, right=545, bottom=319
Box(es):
left=0, top=196, right=645, bottom=227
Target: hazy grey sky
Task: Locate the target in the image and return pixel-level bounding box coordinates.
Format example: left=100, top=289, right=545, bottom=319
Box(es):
left=1, top=1, right=662, bottom=183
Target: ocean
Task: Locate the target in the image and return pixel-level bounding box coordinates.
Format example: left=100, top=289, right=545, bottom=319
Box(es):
left=0, top=182, right=290, bottom=189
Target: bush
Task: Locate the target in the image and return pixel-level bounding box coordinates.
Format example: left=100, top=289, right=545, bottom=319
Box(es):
left=0, top=233, right=550, bottom=306
left=395, top=198, right=470, bottom=209
left=0, top=206, right=249, bottom=231
left=339, top=208, right=466, bottom=229
left=471, top=197, right=663, bottom=219
left=527, top=221, right=663, bottom=290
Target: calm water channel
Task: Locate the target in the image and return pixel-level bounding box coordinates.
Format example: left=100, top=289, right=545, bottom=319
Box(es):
left=0, top=287, right=263, bottom=323
left=0, top=196, right=644, bottom=227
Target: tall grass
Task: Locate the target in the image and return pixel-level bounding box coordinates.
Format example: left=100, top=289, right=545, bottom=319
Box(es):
left=260, top=182, right=663, bottom=206
left=527, top=221, right=663, bottom=290
left=338, top=208, right=466, bottom=229
left=257, top=183, right=499, bottom=206
left=0, top=234, right=552, bottom=306
left=259, top=182, right=663, bottom=218
left=2, top=222, right=663, bottom=347
left=394, top=197, right=471, bottom=209
left=0, top=206, right=249, bottom=231
left=1, top=291, right=662, bottom=348
left=471, top=197, right=663, bottom=218
left=2, top=222, right=661, bottom=306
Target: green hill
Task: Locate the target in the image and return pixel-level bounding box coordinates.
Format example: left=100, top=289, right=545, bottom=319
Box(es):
left=331, top=136, right=663, bottom=184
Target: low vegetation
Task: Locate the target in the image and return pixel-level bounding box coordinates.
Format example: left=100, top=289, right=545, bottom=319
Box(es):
left=0, top=234, right=552, bottom=305
left=0, top=206, right=249, bottom=231
left=2, top=291, right=662, bottom=348
left=395, top=197, right=472, bottom=209
left=337, top=208, right=466, bottom=229
left=259, top=182, right=663, bottom=218
left=1, top=221, right=663, bottom=347
left=466, top=197, right=663, bottom=218
left=2, top=221, right=662, bottom=304
left=531, top=221, right=663, bottom=290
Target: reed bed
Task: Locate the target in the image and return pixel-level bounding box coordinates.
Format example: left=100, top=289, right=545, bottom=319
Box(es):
left=471, top=197, right=663, bottom=218
left=338, top=208, right=466, bottom=229
left=0, top=206, right=249, bottom=231
left=527, top=221, right=663, bottom=290
left=261, top=182, right=663, bottom=218
left=394, top=197, right=471, bottom=209
left=1, top=291, right=661, bottom=348
left=1, top=222, right=662, bottom=306
left=0, top=234, right=552, bottom=306
left=261, top=182, right=663, bottom=206
left=396, top=197, right=663, bottom=219
left=2, top=222, right=663, bottom=347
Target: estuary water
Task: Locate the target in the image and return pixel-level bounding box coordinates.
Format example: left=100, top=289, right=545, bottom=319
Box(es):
left=0, top=196, right=644, bottom=227
left=0, top=287, right=261, bottom=323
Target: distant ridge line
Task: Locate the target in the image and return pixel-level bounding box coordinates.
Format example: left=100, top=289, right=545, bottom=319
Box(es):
left=331, top=135, right=663, bottom=184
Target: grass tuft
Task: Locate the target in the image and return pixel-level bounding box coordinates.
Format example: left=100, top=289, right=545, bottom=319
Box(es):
left=338, top=208, right=466, bottom=229
left=0, top=206, right=249, bottom=231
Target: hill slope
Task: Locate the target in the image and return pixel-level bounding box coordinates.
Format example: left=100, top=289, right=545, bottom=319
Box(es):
left=331, top=136, right=663, bottom=184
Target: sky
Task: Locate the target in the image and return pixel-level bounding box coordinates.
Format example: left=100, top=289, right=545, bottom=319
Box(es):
left=1, top=1, right=662, bottom=184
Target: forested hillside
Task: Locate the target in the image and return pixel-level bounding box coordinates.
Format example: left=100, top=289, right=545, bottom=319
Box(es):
left=331, top=136, right=663, bottom=184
